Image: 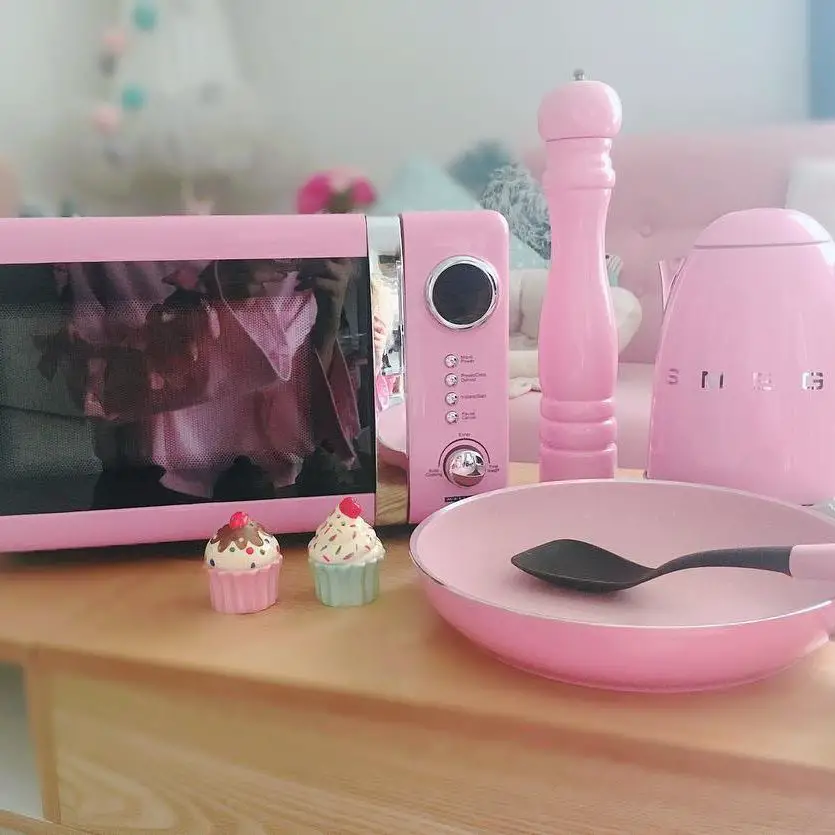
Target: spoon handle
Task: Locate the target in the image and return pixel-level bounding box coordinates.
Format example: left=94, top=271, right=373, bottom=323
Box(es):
left=655, top=545, right=835, bottom=581
left=655, top=547, right=793, bottom=579
left=788, top=544, right=835, bottom=581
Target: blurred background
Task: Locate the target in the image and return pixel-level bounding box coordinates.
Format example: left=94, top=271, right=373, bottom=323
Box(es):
left=0, top=0, right=812, bottom=216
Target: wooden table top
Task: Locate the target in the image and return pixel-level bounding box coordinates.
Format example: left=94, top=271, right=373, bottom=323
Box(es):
left=2, top=464, right=835, bottom=779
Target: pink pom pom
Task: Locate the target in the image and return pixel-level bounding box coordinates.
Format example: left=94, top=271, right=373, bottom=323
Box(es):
left=297, top=169, right=377, bottom=214
left=296, top=173, right=333, bottom=214
left=101, top=28, right=128, bottom=55
left=92, top=104, right=121, bottom=135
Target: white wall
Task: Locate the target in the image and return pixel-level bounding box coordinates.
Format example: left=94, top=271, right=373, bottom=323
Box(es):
left=0, top=0, right=809, bottom=207
left=0, top=0, right=110, bottom=203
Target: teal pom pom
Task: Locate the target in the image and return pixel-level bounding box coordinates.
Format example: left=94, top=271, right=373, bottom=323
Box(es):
left=121, top=85, right=146, bottom=111
left=132, top=2, right=158, bottom=31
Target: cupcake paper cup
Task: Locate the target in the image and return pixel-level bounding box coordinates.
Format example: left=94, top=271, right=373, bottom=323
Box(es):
left=310, top=556, right=382, bottom=607
left=208, top=558, right=282, bottom=614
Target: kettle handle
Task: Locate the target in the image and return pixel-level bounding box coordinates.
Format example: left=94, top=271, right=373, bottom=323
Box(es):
left=658, top=258, right=685, bottom=311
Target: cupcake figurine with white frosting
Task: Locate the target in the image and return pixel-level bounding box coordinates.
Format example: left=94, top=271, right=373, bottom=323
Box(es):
left=308, top=497, right=385, bottom=607
left=205, top=511, right=282, bottom=614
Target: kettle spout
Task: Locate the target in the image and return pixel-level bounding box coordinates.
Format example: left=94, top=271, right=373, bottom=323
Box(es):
left=658, top=258, right=685, bottom=312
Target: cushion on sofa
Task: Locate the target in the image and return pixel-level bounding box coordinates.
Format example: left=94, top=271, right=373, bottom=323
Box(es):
left=508, top=268, right=524, bottom=333
left=371, top=158, right=547, bottom=270
left=512, top=268, right=642, bottom=349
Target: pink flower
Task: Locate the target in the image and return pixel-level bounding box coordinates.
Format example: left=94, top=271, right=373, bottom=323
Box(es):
left=350, top=178, right=376, bottom=207
left=296, top=173, right=333, bottom=214
left=326, top=167, right=360, bottom=193
left=296, top=169, right=377, bottom=214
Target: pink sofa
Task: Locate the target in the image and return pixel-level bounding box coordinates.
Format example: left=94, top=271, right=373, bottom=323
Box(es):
left=512, top=122, right=835, bottom=469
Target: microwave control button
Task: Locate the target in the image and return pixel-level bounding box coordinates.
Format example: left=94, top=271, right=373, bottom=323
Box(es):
left=444, top=373, right=458, bottom=387
left=445, top=392, right=458, bottom=406
left=443, top=446, right=486, bottom=488
left=445, top=410, right=459, bottom=424
left=444, top=354, right=459, bottom=368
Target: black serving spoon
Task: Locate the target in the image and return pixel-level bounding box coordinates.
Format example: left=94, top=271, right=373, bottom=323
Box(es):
left=510, top=539, right=835, bottom=593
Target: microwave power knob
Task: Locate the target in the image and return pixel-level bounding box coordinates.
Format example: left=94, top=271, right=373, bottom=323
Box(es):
left=443, top=446, right=487, bottom=488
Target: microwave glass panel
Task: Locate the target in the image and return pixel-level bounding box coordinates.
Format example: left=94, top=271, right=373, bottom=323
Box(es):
left=0, top=257, right=377, bottom=514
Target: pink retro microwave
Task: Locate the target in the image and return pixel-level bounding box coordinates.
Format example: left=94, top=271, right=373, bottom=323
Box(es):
left=0, top=210, right=509, bottom=551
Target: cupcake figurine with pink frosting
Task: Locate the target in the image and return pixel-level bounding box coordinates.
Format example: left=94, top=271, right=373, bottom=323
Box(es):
left=205, top=511, right=282, bottom=614
left=308, top=497, right=385, bottom=607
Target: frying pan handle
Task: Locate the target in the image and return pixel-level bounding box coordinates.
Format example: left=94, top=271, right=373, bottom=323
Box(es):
left=789, top=544, right=835, bottom=581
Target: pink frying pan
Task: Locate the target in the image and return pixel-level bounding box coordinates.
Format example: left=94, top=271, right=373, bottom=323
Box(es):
left=410, top=479, right=835, bottom=692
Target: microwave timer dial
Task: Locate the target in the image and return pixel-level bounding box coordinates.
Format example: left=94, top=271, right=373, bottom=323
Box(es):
left=443, top=446, right=487, bottom=488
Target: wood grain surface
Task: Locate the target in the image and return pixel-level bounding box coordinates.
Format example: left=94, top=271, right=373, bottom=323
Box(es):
left=50, top=673, right=835, bottom=835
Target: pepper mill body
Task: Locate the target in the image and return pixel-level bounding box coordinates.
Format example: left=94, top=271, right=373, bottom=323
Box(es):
left=537, top=71, right=622, bottom=482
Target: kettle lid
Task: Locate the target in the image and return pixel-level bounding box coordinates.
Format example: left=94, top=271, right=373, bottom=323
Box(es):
left=693, top=208, right=831, bottom=249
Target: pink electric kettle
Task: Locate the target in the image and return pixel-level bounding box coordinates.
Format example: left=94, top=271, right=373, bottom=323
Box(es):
left=648, top=207, right=835, bottom=506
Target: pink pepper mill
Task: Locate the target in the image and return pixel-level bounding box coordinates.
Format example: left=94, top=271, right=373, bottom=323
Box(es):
left=537, top=69, right=622, bottom=482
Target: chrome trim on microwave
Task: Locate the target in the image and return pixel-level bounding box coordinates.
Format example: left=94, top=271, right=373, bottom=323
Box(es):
left=367, top=216, right=407, bottom=527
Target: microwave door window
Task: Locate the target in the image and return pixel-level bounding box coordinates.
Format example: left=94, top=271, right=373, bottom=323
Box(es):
left=0, top=257, right=377, bottom=515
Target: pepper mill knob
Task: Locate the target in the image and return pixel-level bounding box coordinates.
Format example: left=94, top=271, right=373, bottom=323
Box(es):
left=537, top=72, right=623, bottom=482
left=538, top=71, right=622, bottom=144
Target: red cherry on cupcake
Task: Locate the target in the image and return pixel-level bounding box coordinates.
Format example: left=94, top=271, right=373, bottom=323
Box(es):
left=339, top=497, right=362, bottom=519
left=228, top=511, right=249, bottom=529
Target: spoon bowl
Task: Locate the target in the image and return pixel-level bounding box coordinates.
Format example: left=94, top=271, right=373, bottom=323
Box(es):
left=511, top=539, right=657, bottom=592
